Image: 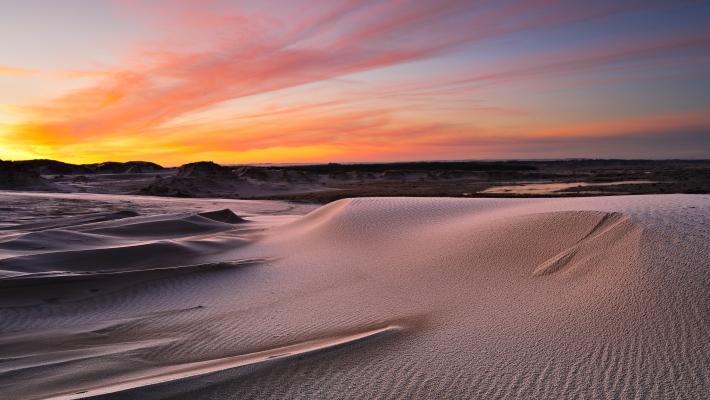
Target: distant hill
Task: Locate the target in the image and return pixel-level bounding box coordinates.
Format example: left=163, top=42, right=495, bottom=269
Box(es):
left=176, top=161, right=235, bottom=177
left=0, top=160, right=56, bottom=190
left=9, top=159, right=164, bottom=175
left=3, top=158, right=708, bottom=199
left=11, top=159, right=89, bottom=175
left=88, top=161, right=164, bottom=174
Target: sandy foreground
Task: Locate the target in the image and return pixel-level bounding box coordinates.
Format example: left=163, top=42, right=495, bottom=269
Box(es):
left=0, top=192, right=708, bottom=399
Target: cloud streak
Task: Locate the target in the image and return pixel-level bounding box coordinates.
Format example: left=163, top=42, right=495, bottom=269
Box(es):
left=0, top=65, right=34, bottom=76
left=4, top=0, right=709, bottom=163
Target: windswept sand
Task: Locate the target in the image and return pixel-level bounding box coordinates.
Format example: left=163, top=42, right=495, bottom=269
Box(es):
left=0, top=193, right=708, bottom=399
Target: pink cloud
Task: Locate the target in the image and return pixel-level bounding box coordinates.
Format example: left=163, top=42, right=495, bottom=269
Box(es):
left=23, top=1, right=683, bottom=140
left=6, top=0, right=705, bottom=165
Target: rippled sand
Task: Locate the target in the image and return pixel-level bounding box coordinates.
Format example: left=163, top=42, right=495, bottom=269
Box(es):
left=0, top=192, right=708, bottom=399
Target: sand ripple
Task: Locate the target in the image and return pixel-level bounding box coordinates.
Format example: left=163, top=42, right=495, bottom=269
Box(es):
left=0, top=194, right=707, bottom=399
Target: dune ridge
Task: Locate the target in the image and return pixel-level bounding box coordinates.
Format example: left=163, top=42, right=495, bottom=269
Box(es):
left=0, top=194, right=707, bottom=399
left=43, top=324, right=403, bottom=400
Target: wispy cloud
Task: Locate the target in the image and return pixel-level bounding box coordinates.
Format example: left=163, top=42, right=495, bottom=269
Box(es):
left=0, top=65, right=34, bottom=76
left=18, top=2, right=679, bottom=134
left=4, top=0, right=709, bottom=163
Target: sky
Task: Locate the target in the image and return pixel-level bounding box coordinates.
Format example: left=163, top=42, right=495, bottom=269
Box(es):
left=1, top=0, right=709, bottom=165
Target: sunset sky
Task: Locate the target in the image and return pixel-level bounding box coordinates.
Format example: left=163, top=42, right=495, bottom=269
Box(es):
left=1, top=0, right=709, bottom=165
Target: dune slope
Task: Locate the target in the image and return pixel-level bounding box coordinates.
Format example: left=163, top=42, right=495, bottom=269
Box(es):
left=0, top=194, right=707, bottom=399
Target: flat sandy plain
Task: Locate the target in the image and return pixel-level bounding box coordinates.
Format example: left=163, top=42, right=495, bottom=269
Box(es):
left=0, top=191, right=708, bottom=399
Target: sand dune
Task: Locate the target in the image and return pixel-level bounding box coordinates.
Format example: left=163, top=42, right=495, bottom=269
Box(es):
left=0, top=210, right=139, bottom=232
left=0, top=193, right=707, bottom=399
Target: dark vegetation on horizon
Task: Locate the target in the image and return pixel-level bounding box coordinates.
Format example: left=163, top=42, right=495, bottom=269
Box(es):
left=258, top=160, right=536, bottom=173
left=1, top=158, right=709, bottom=201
